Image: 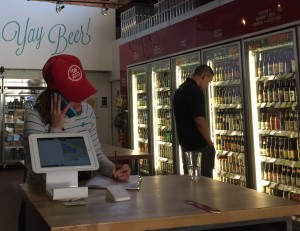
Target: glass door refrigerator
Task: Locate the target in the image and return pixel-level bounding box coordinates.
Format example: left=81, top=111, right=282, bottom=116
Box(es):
left=171, top=51, right=200, bottom=175
left=128, top=64, right=153, bottom=175
left=1, top=78, right=46, bottom=166
left=244, top=29, right=300, bottom=201
left=202, top=42, right=248, bottom=188
left=148, top=59, right=173, bottom=175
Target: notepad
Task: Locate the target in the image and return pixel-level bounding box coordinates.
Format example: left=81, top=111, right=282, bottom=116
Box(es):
left=86, top=175, right=141, bottom=190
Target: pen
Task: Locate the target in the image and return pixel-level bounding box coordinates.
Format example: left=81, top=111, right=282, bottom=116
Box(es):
left=114, top=150, right=118, bottom=169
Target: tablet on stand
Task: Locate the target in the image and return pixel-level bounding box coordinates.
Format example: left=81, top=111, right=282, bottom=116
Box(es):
left=28, top=133, right=99, bottom=200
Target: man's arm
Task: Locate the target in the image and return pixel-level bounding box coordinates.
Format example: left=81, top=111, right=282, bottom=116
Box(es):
left=194, top=116, right=213, bottom=146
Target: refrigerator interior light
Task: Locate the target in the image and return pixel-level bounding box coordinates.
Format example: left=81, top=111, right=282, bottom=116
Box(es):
left=248, top=50, right=262, bottom=191
left=151, top=70, right=158, bottom=172
left=176, top=65, right=184, bottom=175
left=132, top=74, right=138, bottom=151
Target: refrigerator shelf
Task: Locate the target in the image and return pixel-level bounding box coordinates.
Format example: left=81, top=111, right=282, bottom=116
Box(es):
left=259, top=130, right=297, bottom=137
left=212, top=79, right=240, bottom=86
left=256, top=72, right=295, bottom=81
left=214, top=104, right=242, bottom=109
left=257, top=102, right=297, bottom=108
left=215, top=130, right=243, bottom=136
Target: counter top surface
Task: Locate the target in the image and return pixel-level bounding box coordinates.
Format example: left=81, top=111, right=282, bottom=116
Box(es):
left=19, top=175, right=300, bottom=231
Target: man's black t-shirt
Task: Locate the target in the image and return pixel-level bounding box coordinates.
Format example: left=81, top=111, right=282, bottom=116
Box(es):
left=173, top=78, right=207, bottom=150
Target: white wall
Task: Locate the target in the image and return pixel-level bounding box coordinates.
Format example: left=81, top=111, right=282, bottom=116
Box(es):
left=0, top=0, right=115, bottom=71
left=0, top=0, right=119, bottom=145
left=86, top=72, right=112, bottom=144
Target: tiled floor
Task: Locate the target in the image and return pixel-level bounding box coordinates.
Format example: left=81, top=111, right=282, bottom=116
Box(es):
left=0, top=165, right=24, bottom=231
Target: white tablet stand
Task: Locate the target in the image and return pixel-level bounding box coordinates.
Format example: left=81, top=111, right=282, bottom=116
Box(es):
left=46, top=171, right=88, bottom=200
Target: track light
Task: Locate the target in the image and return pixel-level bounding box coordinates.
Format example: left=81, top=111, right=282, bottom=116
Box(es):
left=56, top=1, right=65, bottom=14
left=101, top=7, right=109, bottom=16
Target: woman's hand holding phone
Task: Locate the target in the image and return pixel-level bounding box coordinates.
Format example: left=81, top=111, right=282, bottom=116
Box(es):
left=50, top=92, right=71, bottom=130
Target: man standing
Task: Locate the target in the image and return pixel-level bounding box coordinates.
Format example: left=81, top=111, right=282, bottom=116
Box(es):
left=173, top=64, right=215, bottom=178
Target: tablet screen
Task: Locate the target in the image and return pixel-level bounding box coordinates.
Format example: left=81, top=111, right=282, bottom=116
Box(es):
left=37, top=137, right=91, bottom=167
left=29, top=133, right=99, bottom=173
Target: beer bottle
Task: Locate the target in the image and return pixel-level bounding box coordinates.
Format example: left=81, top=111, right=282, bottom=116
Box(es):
left=281, top=166, right=287, bottom=185
left=240, top=137, right=245, bottom=153
left=279, top=111, right=284, bottom=131
left=273, top=164, right=278, bottom=183
left=289, top=80, right=296, bottom=102
left=261, top=137, right=266, bottom=156
left=257, top=53, right=263, bottom=77
left=293, top=110, right=298, bottom=132
left=269, top=113, right=275, bottom=130
left=268, top=163, right=273, bottom=181
left=277, top=164, right=282, bottom=184
left=286, top=167, right=291, bottom=186
left=284, top=111, right=290, bottom=131
left=289, top=110, right=294, bottom=132
left=263, top=162, right=268, bottom=180
left=267, top=81, right=273, bottom=103
left=273, top=53, right=279, bottom=76
left=273, top=80, right=279, bottom=103
left=258, top=83, right=263, bottom=103
left=214, top=63, right=219, bottom=82
left=224, top=62, right=228, bottom=81
left=269, top=137, right=275, bottom=157
left=283, top=80, right=290, bottom=102
left=262, top=81, right=267, bottom=103
left=278, top=51, right=286, bottom=75
left=265, top=113, right=270, bottom=130
left=263, top=53, right=268, bottom=76
left=291, top=167, right=296, bottom=187
left=296, top=168, right=300, bottom=187
left=278, top=79, right=284, bottom=102
left=265, top=137, right=271, bottom=157
left=219, top=62, right=224, bottom=81
left=274, top=137, right=279, bottom=158
left=274, top=113, right=280, bottom=131
left=267, top=54, right=274, bottom=76
left=260, top=112, right=266, bottom=130
left=278, top=137, right=284, bottom=159
left=283, top=138, right=289, bottom=159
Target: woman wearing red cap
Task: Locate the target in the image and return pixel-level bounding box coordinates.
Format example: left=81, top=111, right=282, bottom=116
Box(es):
left=23, top=54, right=131, bottom=184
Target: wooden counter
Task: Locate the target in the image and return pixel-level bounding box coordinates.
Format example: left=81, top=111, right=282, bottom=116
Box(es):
left=101, top=143, right=152, bottom=174
left=101, top=143, right=152, bottom=161
left=19, top=175, right=300, bottom=231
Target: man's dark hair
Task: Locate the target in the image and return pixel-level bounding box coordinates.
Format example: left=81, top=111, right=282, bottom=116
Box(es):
left=192, top=64, right=214, bottom=77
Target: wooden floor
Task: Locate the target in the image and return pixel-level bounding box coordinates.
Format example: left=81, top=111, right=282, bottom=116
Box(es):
left=0, top=165, right=24, bottom=231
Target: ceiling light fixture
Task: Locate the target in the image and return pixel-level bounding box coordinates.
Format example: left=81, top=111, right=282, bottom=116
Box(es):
left=56, top=0, right=65, bottom=13
left=101, top=6, right=109, bottom=15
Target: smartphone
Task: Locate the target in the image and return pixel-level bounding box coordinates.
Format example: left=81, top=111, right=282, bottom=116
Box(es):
left=59, top=93, right=77, bottom=118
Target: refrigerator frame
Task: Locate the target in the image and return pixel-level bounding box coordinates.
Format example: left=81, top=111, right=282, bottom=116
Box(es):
left=242, top=27, right=300, bottom=192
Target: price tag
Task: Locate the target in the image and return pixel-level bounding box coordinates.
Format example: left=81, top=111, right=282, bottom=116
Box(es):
left=280, top=102, right=286, bottom=108
left=274, top=102, right=281, bottom=108
left=285, top=102, right=292, bottom=108
left=260, top=103, right=266, bottom=108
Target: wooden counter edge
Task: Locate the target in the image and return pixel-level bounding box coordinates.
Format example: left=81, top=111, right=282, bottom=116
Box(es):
left=51, top=204, right=300, bottom=231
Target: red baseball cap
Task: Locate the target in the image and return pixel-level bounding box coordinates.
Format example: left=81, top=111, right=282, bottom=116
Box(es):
left=42, top=54, right=97, bottom=102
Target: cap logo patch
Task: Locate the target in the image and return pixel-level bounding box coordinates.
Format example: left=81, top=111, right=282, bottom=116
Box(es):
left=68, top=65, right=82, bottom=81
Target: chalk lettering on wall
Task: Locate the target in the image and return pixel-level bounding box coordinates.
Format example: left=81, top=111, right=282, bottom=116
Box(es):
left=1, top=17, right=92, bottom=56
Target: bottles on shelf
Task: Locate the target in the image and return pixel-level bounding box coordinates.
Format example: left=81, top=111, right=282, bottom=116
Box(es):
left=256, top=48, right=296, bottom=78
left=257, top=78, right=296, bottom=104
left=253, top=37, right=300, bottom=202
left=214, top=86, right=241, bottom=105
left=204, top=45, right=246, bottom=187
left=261, top=161, right=300, bottom=202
